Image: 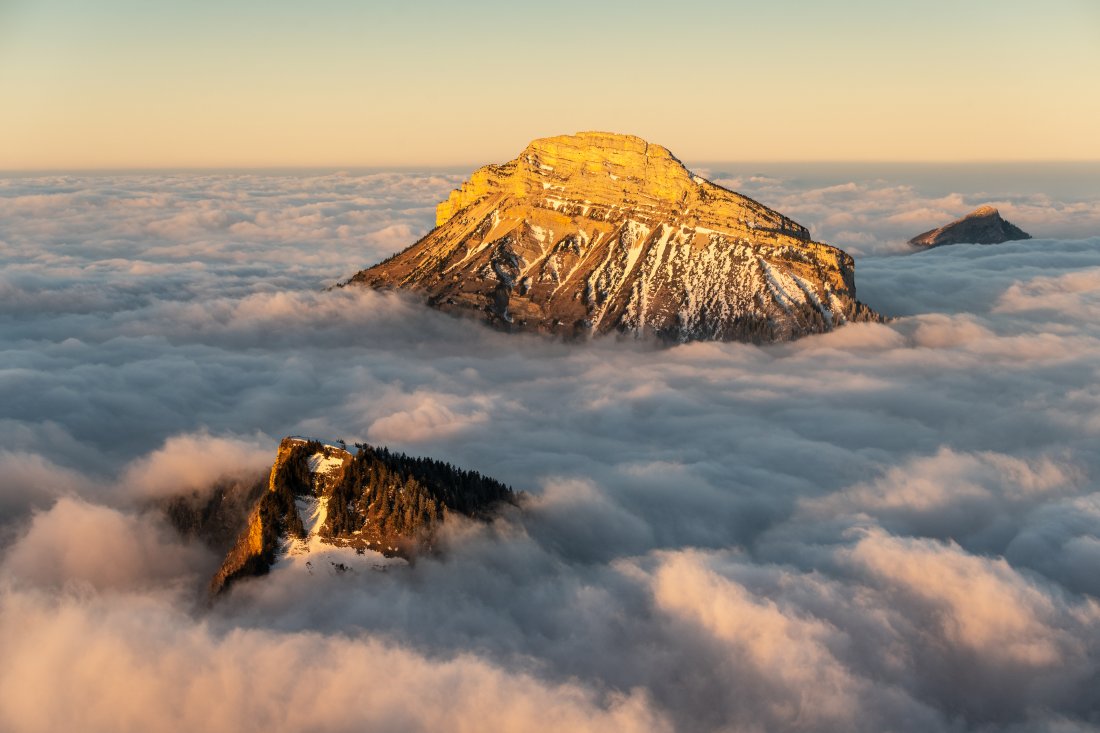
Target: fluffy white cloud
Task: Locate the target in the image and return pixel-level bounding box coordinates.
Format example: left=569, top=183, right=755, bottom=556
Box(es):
left=119, top=432, right=274, bottom=500
left=1, top=498, right=210, bottom=592
left=0, top=588, right=669, bottom=733
left=697, top=163, right=1100, bottom=254
left=0, top=169, right=1099, bottom=732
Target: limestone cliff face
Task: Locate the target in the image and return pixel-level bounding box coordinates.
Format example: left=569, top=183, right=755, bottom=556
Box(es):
left=909, top=205, right=1032, bottom=248
left=209, top=437, right=344, bottom=595
left=348, top=132, right=879, bottom=343
left=162, top=474, right=265, bottom=551
left=209, top=437, right=515, bottom=595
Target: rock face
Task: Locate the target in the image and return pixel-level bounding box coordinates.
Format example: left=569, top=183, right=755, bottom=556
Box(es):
left=909, top=205, right=1032, bottom=248
left=347, top=132, right=880, bottom=343
left=162, top=474, right=266, bottom=551
left=210, top=437, right=515, bottom=595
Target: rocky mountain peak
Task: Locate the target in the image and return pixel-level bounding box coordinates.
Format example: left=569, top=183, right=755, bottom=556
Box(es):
left=349, top=132, right=881, bottom=343
left=522, top=131, right=675, bottom=172
left=518, top=132, right=690, bottom=199
left=966, top=204, right=1000, bottom=218
left=208, top=437, right=515, bottom=596
left=909, top=205, right=1032, bottom=248
left=436, top=132, right=695, bottom=228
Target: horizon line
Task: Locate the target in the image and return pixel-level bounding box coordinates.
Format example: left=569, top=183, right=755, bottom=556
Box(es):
left=3, top=159, right=1100, bottom=175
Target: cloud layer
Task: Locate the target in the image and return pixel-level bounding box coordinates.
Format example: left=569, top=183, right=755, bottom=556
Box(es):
left=1, top=168, right=1099, bottom=732
left=696, top=162, right=1100, bottom=254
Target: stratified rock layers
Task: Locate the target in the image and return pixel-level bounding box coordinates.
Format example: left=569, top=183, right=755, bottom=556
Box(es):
left=348, top=132, right=879, bottom=343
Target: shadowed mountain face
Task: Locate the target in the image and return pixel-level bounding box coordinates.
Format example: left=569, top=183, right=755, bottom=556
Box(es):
left=346, top=131, right=880, bottom=343
left=162, top=474, right=266, bottom=552
left=209, top=438, right=516, bottom=595
left=909, top=205, right=1032, bottom=248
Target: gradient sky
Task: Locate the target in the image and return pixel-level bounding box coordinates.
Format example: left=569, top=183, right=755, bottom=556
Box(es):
left=1, top=0, right=1098, bottom=168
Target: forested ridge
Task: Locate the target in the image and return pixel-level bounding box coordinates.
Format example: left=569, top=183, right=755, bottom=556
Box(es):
left=209, top=438, right=517, bottom=594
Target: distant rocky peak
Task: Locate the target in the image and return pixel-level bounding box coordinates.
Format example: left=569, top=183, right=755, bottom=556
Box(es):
left=909, top=204, right=1032, bottom=248
left=966, top=204, right=1000, bottom=218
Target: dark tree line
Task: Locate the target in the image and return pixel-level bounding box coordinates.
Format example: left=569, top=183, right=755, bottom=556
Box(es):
left=324, top=444, right=516, bottom=547
left=212, top=439, right=518, bottom=594
left=262, top=440, right=515, bottom=555
left=353, top=444, right=515, bottom=515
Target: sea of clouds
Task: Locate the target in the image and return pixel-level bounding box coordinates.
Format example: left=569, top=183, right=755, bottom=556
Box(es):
left=1, top=167, right=1099, bottom=732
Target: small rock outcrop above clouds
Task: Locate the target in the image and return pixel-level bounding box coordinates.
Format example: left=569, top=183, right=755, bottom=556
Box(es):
left=346, top=131, right=880, bottom=343
left=209, top=437, right=516, bottom=595
left=909, top=205, right=1032, bottom=248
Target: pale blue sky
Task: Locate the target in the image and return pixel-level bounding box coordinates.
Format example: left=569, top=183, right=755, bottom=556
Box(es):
left=1, top=0, right=1097, bottom=167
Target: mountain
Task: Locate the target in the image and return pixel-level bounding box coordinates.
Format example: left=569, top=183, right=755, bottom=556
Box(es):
left=209, top=437, right=515, bottom=595
left=909, top=205, right=1032, bottom=248
left=346, top=132, right=880, bottom=343
left=163, top=474, right=266, bottom=551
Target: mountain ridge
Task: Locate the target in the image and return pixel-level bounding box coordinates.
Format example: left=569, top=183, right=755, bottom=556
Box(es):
left=209, top=437, right=516, bottom=595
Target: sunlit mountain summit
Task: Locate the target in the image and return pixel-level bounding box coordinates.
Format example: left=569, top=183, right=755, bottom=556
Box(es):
left=347, top=132, right=880, bottom=343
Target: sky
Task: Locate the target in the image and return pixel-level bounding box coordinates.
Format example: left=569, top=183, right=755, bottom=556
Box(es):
left=1, top=0, right=1099, bottom=168
left=1, top=168, right=1099, bottom=731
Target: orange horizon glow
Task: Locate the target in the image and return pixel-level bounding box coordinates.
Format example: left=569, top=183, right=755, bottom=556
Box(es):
left=2, top=0, right=1099, bottom=169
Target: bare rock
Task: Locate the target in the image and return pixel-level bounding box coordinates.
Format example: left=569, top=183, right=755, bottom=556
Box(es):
left=346, top=132, right=880, bottom=344
left=909, top=205, right=1032, bottom=248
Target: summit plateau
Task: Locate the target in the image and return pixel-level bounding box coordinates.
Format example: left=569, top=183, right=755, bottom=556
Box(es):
left=347, top=132, right=880, bottom=343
